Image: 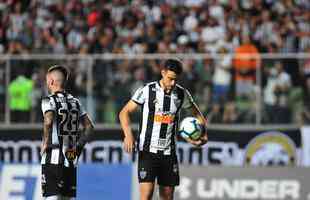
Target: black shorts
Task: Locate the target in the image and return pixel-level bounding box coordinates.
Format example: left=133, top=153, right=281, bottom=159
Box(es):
left=41, top=164, right=76, bottom=197
left=138, top=151, right=179, bottom=186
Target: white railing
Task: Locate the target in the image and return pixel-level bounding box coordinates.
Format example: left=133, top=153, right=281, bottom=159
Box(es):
left=1, top=53, right=309, bottom=59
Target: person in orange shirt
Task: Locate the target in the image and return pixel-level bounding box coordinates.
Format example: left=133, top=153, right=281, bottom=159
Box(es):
left=233, top=34, right=261, bottom=100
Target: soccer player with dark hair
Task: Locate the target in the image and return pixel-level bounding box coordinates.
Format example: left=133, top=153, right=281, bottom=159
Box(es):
left=119, top=59, right=208, bottom=200
left=41, top=65, right=94, bottom=200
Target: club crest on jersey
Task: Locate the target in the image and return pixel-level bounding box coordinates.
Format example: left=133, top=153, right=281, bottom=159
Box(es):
left=58, top=180, right=64, bottom=188
left=139, top=168, right=147, bottom=179
left=65, top=148, right=77, bottom=161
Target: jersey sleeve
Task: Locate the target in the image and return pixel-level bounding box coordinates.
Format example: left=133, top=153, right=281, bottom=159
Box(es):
left=41, top=97, right=56, bottom=115
left=77, top=100, right=87, bottom=117
left=131, top=86, right=146, bottom=105
left=182, top=89, right=195, bottom=109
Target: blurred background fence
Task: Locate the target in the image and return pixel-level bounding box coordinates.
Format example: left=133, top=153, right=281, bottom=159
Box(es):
left=1, top=53, right=310, bottom=126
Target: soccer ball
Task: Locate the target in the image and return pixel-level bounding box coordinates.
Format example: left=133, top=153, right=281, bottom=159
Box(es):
left=179, top=117, right=203, bottom=140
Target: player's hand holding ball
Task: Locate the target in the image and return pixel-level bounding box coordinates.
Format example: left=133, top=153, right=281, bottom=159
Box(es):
left=179, top=117, right=208, bottom=147
left=199, top=125, right=208, bottom=146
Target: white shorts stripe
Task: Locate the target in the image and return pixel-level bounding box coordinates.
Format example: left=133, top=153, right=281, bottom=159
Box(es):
left=51, top=149, right=59, bottom=164
left=41, top=152, right=47, bottom=164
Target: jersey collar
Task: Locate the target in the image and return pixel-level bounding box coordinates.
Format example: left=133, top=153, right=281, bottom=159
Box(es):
left=156, top=80, right=173, bottom=95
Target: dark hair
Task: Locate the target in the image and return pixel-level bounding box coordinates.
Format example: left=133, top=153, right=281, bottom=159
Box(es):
left=164, top=59, right=183, bottom=75
left=47, top=65, right=69, bottom=81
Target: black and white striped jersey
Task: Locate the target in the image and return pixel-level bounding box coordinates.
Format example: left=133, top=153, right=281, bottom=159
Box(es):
left=41, top=92, right=87, bottom=167
left=132, top=81, right=195, bottom=155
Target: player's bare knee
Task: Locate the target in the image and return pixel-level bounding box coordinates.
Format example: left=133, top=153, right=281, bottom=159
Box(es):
left=159, top=193, right=174, bottom=200
left=140, top=185, right=154, bottom=200
left=140, top=192, right=153, bottom=200
left=159, top=187, right=174, bottom=200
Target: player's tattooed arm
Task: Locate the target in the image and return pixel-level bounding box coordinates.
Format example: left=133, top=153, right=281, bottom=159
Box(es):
left=77, top=114, right=94, bottom=156
left=42, top=111, right=54, bottom=154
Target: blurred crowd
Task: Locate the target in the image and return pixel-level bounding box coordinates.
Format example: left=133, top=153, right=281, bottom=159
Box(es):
left=0, top=0, right=309, bottom=124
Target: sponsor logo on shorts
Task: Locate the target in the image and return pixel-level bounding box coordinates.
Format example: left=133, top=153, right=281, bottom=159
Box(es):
left=139, top=168, right=147, bottom=179
left=173, top=164, right=178, bottom=173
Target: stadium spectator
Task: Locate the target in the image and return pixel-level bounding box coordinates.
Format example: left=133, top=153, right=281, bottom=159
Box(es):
left=207, top=103, right=222, bottom=124
left=263, top=62, right=292, bottom=123
left=222, top=101, right=241, bottom=124
left=212, top=45, right=232, bottom=104
left=301, top=77, right=310, bottom=124
left=300, top=47, right=310, bottom=124
left=30, top=69, right=45, bottom=123
left=195, top=57, right=213, bottom=113
left=300, top=47, right=310, bottom=79
left=180, top=59, right=199, bottom=95
left=233, top=34, right=261, bottom=101
left=296, top=9, right=310, bottom=52
left=8, top=74, right=33, bottom=122
left=112, top=60, right=133, bottom=122
left=201, top=16, right=226, bottom=55
left=253, top=10, right=282, bottom=51
left=278, top=13, right=298, bottom=53
left=0, top=61, right=5, bottom=121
